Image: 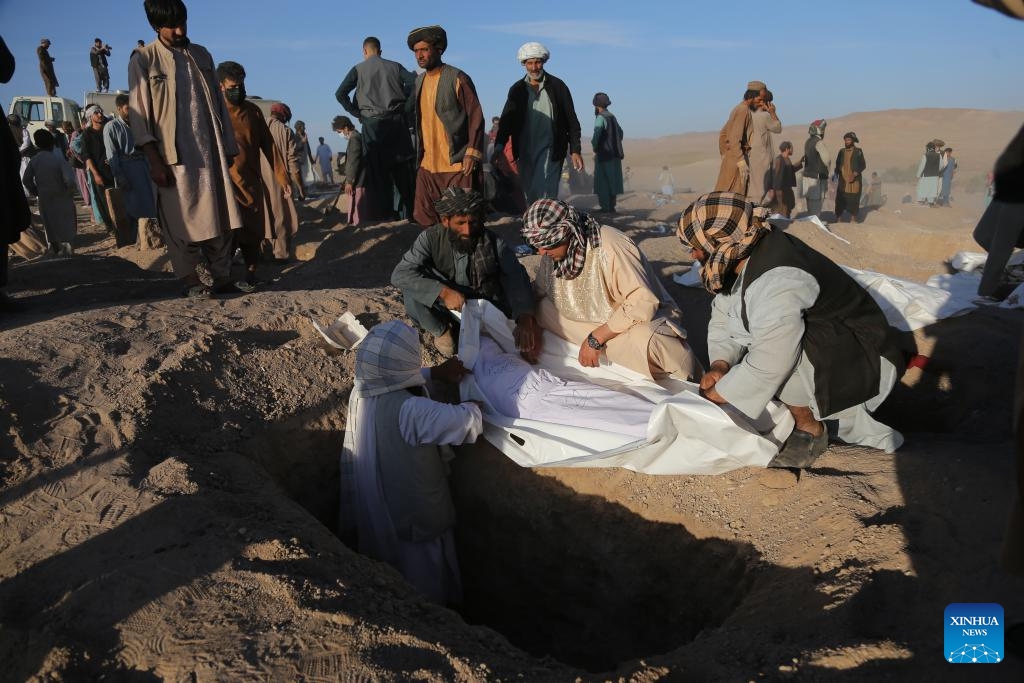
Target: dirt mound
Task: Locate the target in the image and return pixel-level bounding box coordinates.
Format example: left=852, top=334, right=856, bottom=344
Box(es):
left=2, top=183, right=1023, bottom=680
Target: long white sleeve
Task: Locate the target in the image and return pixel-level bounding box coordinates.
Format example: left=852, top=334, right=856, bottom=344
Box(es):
left=398, top=397, right=483, bottom=446
left=715, top=267, right=820, bottom=419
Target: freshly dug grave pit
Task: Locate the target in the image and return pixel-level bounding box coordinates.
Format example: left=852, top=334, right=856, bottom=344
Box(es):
left=244, top=416, right=754, bottom=674
left=449, top=441, right=755, bottom=673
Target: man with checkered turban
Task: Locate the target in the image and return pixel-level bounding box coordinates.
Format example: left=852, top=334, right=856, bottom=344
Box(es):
left=520, top=198, right=702, bottom=380
left=678, top=191, right=905, bottom=468
left=339, top=320, right=480, bottom=604
left=391, top=187, right=537, bottom=356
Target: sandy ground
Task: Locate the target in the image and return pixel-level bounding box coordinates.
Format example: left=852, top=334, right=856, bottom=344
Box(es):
left=2, top=108, right=1024, bottom=681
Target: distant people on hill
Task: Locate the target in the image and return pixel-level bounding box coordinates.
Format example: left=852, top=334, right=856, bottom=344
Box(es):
left=767, top=140, right=802, bottom=217
left=591, top=92, right=624, bottom=214
left=863, top=172, right=885, bottom=210
left=658, top=166, right=675, bottom=196
left=37, top=38, right=58, bottom=96
left=315, top=137, right=334, bottom=184
left=833, top=132, right=866, bottom=223
left=22, top=129, right=77, bottom=257
left=714, top=81, right=763, bottom=194
left=802, top=119, right=831, bottom=217
left=90, top=38, right=112, bottom=92
left=493, top=42, right=584, bottom=206
left=915, top=141, right=942, bottom=206
left=938, top=147, right=957, bottom=206
left=748, top=88, right=781, bottom=205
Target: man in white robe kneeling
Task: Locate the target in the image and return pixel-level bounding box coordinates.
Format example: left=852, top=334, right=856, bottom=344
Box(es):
left=340, top=320, right=481, bottom=604
left=678, top=192, right=905, bottom=469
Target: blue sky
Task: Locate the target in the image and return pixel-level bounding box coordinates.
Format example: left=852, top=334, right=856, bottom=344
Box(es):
left=2, top=0, right=1022, bottom=147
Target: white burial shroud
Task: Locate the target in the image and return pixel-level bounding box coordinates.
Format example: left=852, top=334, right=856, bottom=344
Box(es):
left=456, top=300, right=794, bottom=475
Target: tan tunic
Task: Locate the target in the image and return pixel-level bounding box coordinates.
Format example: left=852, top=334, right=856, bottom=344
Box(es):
left=265, top=119, right=299, bottom=252
left=128, top=39, right=241, bottom=243
left=747, top=109, right=782, bottom=203
left=714, top=102, right=752, bottom=194
left=534, top=226, right=695, bottom=379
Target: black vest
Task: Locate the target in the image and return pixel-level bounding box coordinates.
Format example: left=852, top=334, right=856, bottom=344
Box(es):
left=804, top=137, right=828, bottom=179
left=415, top=64, right=470, bottom=165
left=922, top=150, right=941, bottom=177
left=741, top=229, right=904, bottom=416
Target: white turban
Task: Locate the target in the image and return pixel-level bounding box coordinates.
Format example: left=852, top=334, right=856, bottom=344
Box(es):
left=517, top=42, right=550, bottom=63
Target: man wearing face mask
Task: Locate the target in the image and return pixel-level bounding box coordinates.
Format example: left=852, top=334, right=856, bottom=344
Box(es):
left=492, top=42, right=584, bottom=205
left=332, top=115, right=371, bottom=226
left=129, top=0, right=245, bottom=299
left=216, top=60, right=292, bottom=290
left=391, top=187, right=538, bottom=357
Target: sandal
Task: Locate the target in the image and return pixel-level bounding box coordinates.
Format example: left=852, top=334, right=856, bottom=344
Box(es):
left=182, top=284, right=213, bottom=299
left=213, top=280, right=256, bottom=295
left=768, top=427, right=828, bottom=469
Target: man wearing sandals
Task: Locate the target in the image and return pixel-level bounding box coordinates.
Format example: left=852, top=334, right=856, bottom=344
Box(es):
left=678, top=191, right=905, bottom=469
left=129, top=0, right=247, bottom=298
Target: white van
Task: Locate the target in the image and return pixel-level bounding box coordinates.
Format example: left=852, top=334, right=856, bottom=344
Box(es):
left=8, top=95, right=83, bottom=135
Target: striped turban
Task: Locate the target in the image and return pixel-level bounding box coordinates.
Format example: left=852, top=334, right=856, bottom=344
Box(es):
left=353, top=321, right=425, bottom=398
left=677, top=192, right=771, bottom=294
left=407, top=25, right=447, bottom=52
left=521, top=199, right=603, bottom=280
left=434, top=187, right=485, bottom=217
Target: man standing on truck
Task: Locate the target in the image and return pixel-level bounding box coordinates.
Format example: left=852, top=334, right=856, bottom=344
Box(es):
left=37, top=38, right=58, bottom=96
left=90, top=39, right=112, bottom=93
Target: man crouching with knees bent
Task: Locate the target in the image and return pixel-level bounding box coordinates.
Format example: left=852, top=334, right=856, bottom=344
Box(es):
left=678, top=191, right=905, bottom=469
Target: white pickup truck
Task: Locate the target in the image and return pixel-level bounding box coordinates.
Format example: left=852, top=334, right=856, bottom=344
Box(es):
left=8, top=95, right=83, bottom=135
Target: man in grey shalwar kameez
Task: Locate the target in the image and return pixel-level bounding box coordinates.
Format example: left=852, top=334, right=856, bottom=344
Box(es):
left=105, top=93, right=157, bottom=243
left=129, top=0, right=244, bottom=298
left=679, top=192, right=905, bottom=469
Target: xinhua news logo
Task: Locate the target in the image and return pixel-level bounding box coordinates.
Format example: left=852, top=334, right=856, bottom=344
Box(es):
left=945, top=603, right=1003, bottom=664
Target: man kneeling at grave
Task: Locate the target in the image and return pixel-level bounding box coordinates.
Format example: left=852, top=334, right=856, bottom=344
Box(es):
left=677, top=191, right=906, bottom=468
left=519, top=198, right=703, bottom=380
left=391, top=187, right=539, bottom=356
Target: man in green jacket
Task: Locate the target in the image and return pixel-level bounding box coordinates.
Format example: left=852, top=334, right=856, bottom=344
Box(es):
left=391, top=188, right=539, bottom=357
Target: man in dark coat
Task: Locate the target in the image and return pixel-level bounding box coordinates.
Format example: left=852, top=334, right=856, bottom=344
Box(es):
left=492, top=42, right=583, bottom=205
left=37, top=38, right=58, bottom=96
left=833, top=132, right=866, bottom=222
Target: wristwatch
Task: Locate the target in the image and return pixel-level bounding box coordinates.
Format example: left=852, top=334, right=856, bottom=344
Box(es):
left=586, top=333, right=606, bottom=350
